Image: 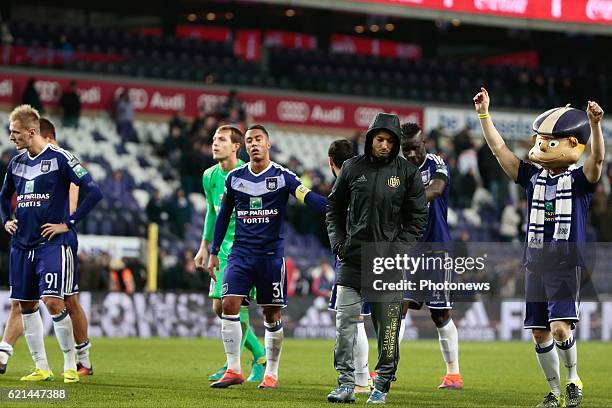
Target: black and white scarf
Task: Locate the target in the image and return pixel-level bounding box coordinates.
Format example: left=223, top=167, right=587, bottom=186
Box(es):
left=527, top=168, right=573, bottom=249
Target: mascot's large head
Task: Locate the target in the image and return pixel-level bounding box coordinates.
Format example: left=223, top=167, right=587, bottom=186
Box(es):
left=529, top=105, right=590, bottom=169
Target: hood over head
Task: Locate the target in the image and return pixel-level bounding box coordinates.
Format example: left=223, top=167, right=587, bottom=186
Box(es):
left=364, top=112, right=402, bottom=162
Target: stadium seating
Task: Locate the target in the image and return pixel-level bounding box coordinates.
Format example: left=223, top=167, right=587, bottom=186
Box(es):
left=5, top=21, right=608, bottom=110
left=0, top=112, right=338, bottom=266
left=0, top=109, right=601, bottom=268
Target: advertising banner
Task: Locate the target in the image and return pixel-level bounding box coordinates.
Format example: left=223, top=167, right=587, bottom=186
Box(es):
left=1, top=291, right=610, bottom=341
left=0, top=71, right=423, bottom=130
left=264, top=30, right=317, bottom=50
left=175, top=25, right=231, bottom=42
left=351, top=0, right=612, bottom=25
left=330, top=34, right=422, bottom=59
left=424, top=106, right=612, bottom=142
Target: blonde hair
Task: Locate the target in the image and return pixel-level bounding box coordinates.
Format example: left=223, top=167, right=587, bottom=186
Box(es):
left=9, top=104, right=40, bottom=132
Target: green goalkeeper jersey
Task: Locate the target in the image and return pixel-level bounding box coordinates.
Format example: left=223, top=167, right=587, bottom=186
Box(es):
left=202, top=159, right=245, bottom=259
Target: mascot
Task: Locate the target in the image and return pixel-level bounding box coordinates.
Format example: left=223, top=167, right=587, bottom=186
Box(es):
left=473, top=87, right=605, bottom=408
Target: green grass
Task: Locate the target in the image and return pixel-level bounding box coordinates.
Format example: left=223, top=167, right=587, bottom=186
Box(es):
left=0, top=338, right=610, bottom=407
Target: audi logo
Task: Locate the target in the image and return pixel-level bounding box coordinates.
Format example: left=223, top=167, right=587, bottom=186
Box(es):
left=114, top=87, right=149, bottom=110
left=354, top=107, right=381, bottom=127
left=277, top=101, right=310, bottom=122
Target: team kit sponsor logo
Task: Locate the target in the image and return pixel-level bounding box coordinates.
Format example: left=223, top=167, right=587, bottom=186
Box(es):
left=0, top=72, right=424, bottom=129
left=1, top=292, right=611, bottom=340
left=24, top=180, right=35, bottom=194
left=72, top=164, right=89, bottom=178
left=16, top=193, right=51, bottom=208
left=237, top=197, right=278, bottom=224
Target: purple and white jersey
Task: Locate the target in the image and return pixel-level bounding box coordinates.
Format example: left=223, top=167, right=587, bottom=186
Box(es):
left=1, top=144, right=98, bottom=250
left=516, top=161, right=596, bottom=270
left=223, top=161, right=304, bottom=257
left=419, top=153, right=451, bottom=243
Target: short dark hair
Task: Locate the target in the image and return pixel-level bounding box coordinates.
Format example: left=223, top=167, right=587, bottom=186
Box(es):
left=328, top=139, right=355, bottom=168
left=400, top=122, right=422, bottom=139
left=216, top=125, right=244, bottom=145
left=39, top=117, right=56, bottom=140
left=246, top=124, right=269, bottom=138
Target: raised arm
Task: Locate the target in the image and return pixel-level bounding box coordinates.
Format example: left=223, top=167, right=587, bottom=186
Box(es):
left=473, top=87, right=521, bottom=181
left=583, top=101, right=605, bottom=184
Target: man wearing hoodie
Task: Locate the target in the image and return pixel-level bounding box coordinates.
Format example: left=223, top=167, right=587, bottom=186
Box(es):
left=326, top=113, right=428, bottom=404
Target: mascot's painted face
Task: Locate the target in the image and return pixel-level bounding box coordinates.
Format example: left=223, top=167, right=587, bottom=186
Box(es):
left=530, top=106, right=590, bottom=170
left=529, top=134, right=585, bottom=169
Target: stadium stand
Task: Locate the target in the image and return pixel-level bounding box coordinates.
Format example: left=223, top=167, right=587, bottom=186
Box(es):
left=2, top=20, right=610, bottom=110
left=1, top=108, right=605, bottom=284
left=1, top=10, right=610, bottom=294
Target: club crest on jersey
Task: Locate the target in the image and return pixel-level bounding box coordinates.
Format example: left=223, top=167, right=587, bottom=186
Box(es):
left=421, top=169, right=430, bottom=184
left=40, top=160, right=52, bottom=173
left=387, top=176, right=400, bottom=188
left=265, top=177, right=278, bottom=191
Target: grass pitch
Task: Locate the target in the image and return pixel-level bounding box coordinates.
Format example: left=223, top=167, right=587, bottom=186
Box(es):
left=0, top=338, right=610, bottom=407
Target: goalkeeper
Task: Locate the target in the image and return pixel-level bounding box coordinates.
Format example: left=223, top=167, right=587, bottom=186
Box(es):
left=194, top=125, right=266, bottom=382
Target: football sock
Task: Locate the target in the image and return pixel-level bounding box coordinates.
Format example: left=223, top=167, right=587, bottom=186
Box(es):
left=437, top=318, right=460, bottom=375
left=535, top=338, right=562, bottom=397
left=0, top=341, right=13, bottom=365
left=555, top=335, right=579, bottom=382
left=76, top=340, right=92, bottom=368
left=354, top=321, right=370, bottom=387
left=22, top=310, right=50, bottom=371
left=239, top=308, right=249, bottom=350
left=221, top=314, right=242, bottom=372
left=240, top=307, right=265, bottom=362
left=51, top=309, right=77, bottom=372
left=264, top=320, right=283, bottom=379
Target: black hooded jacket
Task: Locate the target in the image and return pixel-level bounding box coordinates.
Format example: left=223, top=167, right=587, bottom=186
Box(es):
left=326, top=113, right=428, bottom=289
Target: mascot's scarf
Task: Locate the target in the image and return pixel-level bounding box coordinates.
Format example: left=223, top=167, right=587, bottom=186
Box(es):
left=527, top=167, right=573, bottom=249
